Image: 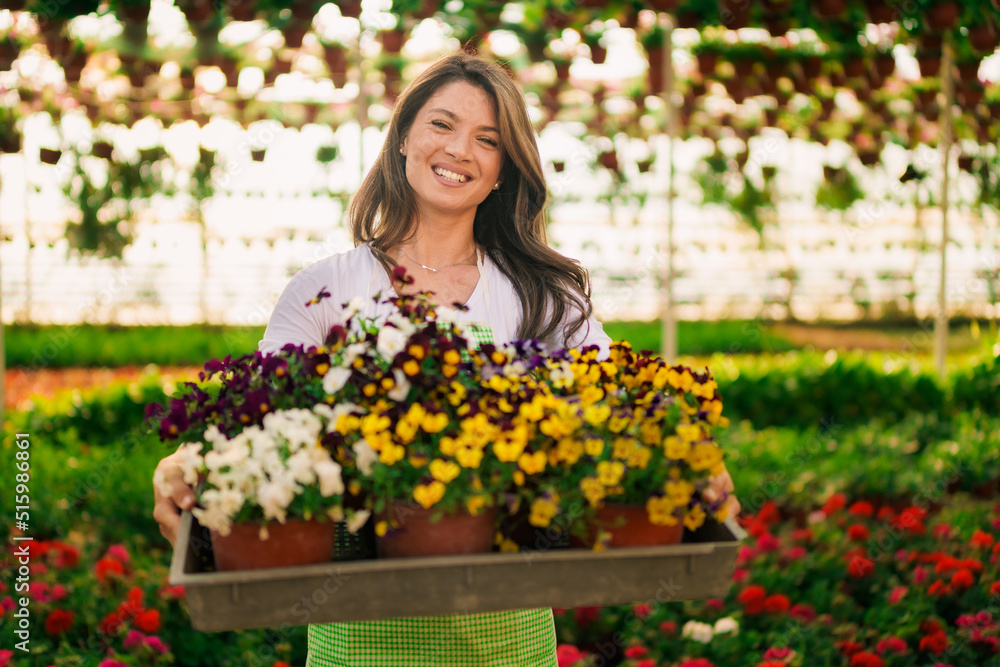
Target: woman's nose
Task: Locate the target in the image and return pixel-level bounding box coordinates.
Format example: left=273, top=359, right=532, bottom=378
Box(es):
left=444, top=132, right=473, bottom=161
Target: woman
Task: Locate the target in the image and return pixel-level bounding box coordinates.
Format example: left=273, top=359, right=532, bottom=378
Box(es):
left=153, top=51, right=739, bottom=667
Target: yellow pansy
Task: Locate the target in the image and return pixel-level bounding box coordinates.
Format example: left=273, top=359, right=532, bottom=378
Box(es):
left=488, top=374, right=512, bottom=392
left=691, top=378, right=718, bottom=399
left=361, top=413, right=391, bottom=436
left=362, top=383, right=377, bottom=397
left=652, top=365, right=669, bottom=389
left=585, top=438, right=606, bottom=457
left=407, top=453, right=428, bottom=468
left=421, top=412, right=449, bottom=434
left=664, top=436, right=690, bottom=460
left=443, top=364, right=457, bottom=378
left=627, top=445, right=652, bottom=469
left=380, top=376, right=395, bottom=390
left=528, top=496, right=559, bottom=528
left=429, top=459, right=461, bottom=483
left=580, top=385, right=605, bottom=406
left=664, top=479, right=694, bottom=506
left=405, top=403, right=427, bottom=426
left=456, top=445, right=483, bottom=469
left=494, top=439, right=526, bottom=463
left=517, top=450, right=547, bottom=475
left=611, top=437, right=633, bottom=460
left=413, top=481, right=446, bottom=509
left=375, top=521, right=389, bottom=537
left=676, top=423, right=702, bottom=443
left=438, top=436, right=458, bottom=457
left=378, top=443, right=405, bottom=465
left=684, top=504, right=706, bottom=531
left=596, top=460, right=625, bottom=487
left=335, top=413, right=361, bottom=435
left=646, top=496, right=679, bottom=526
left=443, top=349, right=461, bottom=365
left=640, top=421, right=662, bottom=446
left=407, top=344, right=425, bottom=360
left=608, top=414, right=630, bottom=433
left=513, top=470, right=525, bottom=486
left=498, top=538, right=520, bottom=553
left=688, top=442, right=723, bottom=472
left=556, top=438, right=584, bottom=465
left=584, top=403, right=611, bottom=426
left=667, top=368, right=694, bottom=392
left=519, top=399, right=545, bottom=422
left=395, top=418, right=418, bottom=444
left=580, top=477, right=605, bottom=506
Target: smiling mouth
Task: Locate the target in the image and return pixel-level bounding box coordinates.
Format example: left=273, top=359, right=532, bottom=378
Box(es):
left=433, top=167, right=471, bottom=183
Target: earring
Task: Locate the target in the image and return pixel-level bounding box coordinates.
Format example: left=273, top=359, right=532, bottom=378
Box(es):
left=493, top=182, right=500, bottom=190
left=399, top=146, right=405, bottom=155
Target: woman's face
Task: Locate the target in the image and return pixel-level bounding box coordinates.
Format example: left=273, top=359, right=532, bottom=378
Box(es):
left=400, top=80, right=503, bottom=221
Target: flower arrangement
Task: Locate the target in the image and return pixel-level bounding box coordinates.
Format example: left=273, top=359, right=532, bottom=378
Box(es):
left=149, top=277, right=732, bottom=550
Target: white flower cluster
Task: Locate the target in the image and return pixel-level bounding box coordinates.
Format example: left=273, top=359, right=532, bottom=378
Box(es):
left=177, top=407, right=346, bottom=536
left=681, top=617, right=739, bottom=643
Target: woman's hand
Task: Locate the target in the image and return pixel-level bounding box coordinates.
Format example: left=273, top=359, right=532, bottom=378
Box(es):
left=152, top=448, right=196, bottom=547
left=704, top=467, right=741, bottom=521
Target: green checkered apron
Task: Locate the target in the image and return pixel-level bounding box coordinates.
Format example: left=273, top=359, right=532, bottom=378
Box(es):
left=305, top=322, right=557, bottom=666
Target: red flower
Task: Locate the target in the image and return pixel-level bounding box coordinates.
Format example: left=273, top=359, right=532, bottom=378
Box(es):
left=876, top=506, right=896, bottom=522
left=757, top=533, right=781, bottom=553
left=764, top=594, right=790, bottom=614
left=659, top=620, right=677, bottom=633
left=951, top=568, right=975, bottom=589
left=556, top=644, right=588, bottom=667
left=272, top=663, right=292, bottom=667
left=933, top=524, right=953, bottom=539
left=705, top=598, right=724, bottom=611
left=822, top=493, right=847, bottom=515
left=848, top=524, right=870, bottom=541
left=50, top=542, right=80, bottom=568
left=762, top=646, right=792, bottom=660
left=789, top=603, right=816, bottom=623
left=679, top=660, right=715, bottom=667
left=849, top=652, right=884, bottom=667
left=134, top=609, right=161, bottom=634
left=573, top=606, right=599, bottom=627
left=792, top=528, right=813, bottom=542
left=928, top=580, right=951, bottom=596
left=632, top=603, right=652, bottom=619
left=875, top=636, right=908, bottom=654
left=98, top=612, right=123, bottom=636
left=95, top=557, right=125, bottom=584
left=888, top=586, right=908, bottom=605
left=970, top=530, right=995, bottom=549
left=636, top=661, right=656, bottom=667
left=44, top=609, right=73, bottom=635
left=624, top=646, right=649, bottom=658
left=756, top=663, right=785, bottom=667
left=849, top=501, right=874, bottom=517
left=159, top=585, right=185, bottom=600
left=757, top=501, right=782, bottom=525
left=848, top=554, right=874, bottom=578
left=919, top=632, right=948, bottom=654
left=738, top=585, right=767, bottom=614
left=837, top=640, right=863, bottom=656
left=919, top=618, right=943, bottom=635
left=895, top=507, right=927, bottom=534
left=732, top=568, right=749, bottom=582
left=990, top=581, right=1000, bottom=596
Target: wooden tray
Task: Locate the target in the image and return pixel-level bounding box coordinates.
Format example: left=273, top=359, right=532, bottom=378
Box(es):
left=169, top=511, right=746, bottom=632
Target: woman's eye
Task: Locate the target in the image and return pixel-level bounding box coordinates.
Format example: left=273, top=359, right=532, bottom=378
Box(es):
left=480, top=138, right=498, bottom=147
left=432, top=121, right=449, bottom=129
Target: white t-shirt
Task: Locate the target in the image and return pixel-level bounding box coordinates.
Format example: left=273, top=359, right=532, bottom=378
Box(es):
left=259, top=244, right=610, bottom=356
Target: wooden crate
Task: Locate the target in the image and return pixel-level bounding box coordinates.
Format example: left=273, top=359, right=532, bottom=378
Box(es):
left=169, top=511, right=746, bottom=632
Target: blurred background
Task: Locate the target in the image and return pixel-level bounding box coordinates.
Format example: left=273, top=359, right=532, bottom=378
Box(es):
left=1, top=1, right=999, bottom=666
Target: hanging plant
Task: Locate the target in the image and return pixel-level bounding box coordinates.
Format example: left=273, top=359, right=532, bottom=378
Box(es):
left=316, top=145, right=338, bottom=163
left=816, top=164, right=864, bottom=211
left=924, top=0, right=961, bottom=31
left=0, top=106, right=21, bottom=153
left=864, top=0, right=896, bottom=23
left=39, top=147, right=62, bottom=164
left=91, top=140, right=113, bottom=160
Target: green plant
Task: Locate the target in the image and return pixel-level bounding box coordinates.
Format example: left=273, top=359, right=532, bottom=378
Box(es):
left=815, top=164, right=865, bottom=211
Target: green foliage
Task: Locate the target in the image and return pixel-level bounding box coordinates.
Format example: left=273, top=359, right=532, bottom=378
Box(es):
left=815, top=165, right=865, bottom=212
left=5, top=324, right=265, bottom=368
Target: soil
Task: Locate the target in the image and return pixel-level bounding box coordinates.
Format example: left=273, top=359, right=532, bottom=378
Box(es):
left=4, top=366, right=200, bottom=412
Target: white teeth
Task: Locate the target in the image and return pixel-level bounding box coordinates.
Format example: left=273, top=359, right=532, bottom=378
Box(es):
left=433, top=167, right=468, bottom=183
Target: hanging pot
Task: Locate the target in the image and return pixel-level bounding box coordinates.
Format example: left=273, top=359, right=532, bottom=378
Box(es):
left=382, top=28, right=405, bottom=53
left=590, top=44, right=607, bottom=64
left=339, top=0, right=362, bottom=18
left=957, top=60, right=981, bottom=81
left=210, top=518, right=336, bottom=571
left=0, top=40, right=19, bottom=70
left=843, top=56, right=866, bottom=79
left=648, top=0, right=680, bottom=11
left=91, top=140, right=113, bottom=159
left=874, top=54, right=895, bottom=78
left=570, top=504, right=684, bottom=549
left=917, top=52, right=941, bottom=78
left=924, top=1, right=960, bottom=31
left=865, top=0, right=895, bottom=23
left=968, top=23, right=999, bottom=53
left=376, top=502, right=496, bottom=559
left=228, top=0, right=256, bottom=21
left=957, top=154, right=975, bottom=171
left=733, top=58, right=754, bottom=78
left=764, top=17, right=790, bottom=35
left=39, top=147, right=61, bottom=164
left=801, top=54, right=822, bottom=79
left=0, top=132, right=21, bottom=153
left=675, top=11, right=700, bottom=29
left=283, top=23, right=309, bottom=49
left=813, top=0, right=847, bottom=17
left=696, top=52, right=718, bottom=77
left=324, top=45, right=348, bottom=87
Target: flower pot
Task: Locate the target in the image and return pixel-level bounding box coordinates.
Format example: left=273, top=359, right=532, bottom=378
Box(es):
left=865, top=0, right=895, bottom=23
left=210, top=518, right=336, bottom=571
left=874, top=54, right=895, bottom=78
left=969, top=23, right=999, bottom=53
left=571, top=504, right=685, bottom=549
left=376, top=503, right=496, bottom=559
left=925, top=1, right=960, bottom=31
left=814, top=0, right=846, bottom=17
left=917, top=52, right=940, bottom=78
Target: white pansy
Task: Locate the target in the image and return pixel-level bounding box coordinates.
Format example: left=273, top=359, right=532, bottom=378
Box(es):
left=314, top=459, right=344, bottom=497
left=376, top=326, right=409, bottom=361
left=177, top=442, right=204, bottom=486
left=387, top=368, right=411, bottom=402
left=286, top=449, right=317, bottom=486
left=386, top=312, right=416, bottom=336
left=353, top=439, right=377, bottom=475
left=713, top=617, right=739, bottom=635
left=193, top=493, right=233, bottom=535
left=504, top=360, right=527, bottom=378
left=346, top=509, right=371, bottom=534
left=342, top=295, right=366, bottom=319
left=342, top=342, right=369, bottom=367
left=433, top=306, right=461, bottom=325
left=323, top=366, right=352, bottom=395
left=257, top=477, right=298, bottom=523
left=263, top=408, right=322, bottom=451
left=204, top=425, right=227, bottom=448
left=681, top=620, right=714, bottom=643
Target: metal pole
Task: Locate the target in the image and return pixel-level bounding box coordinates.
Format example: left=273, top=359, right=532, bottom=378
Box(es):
left=356, top=29, right=368, bottom=185
left=935, top=32, right=954, bottom=379
left=661, top=14, right=678, bottom=362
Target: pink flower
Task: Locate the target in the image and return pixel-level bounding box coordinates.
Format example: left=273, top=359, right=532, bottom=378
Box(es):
left=50, top=585, right=68, bottom=602
left=98, top=661, right=128, bottom=667
left=0, top=649, right=12, bottom=667
left=789, top=603, right=816, bottom=623
left=1, top=597, right=15, bottom=613
left=914, top=566, right=928, bottom=584
left=107, top=544, right=130, bottom=564
left=144, top=636, right=170, bottom=654
left=123, top=630, right=146, bottom=649
left=975, top=611, right=992, bottom=626
left=732, top=568, right=750, bottom=582
left=624, top=646, right=650, bottom=658
left=738, top=545, right=757, bottom=563
left=889, top=586, right=908, bottom=605
left=636, top=661, right=656, bottom=667
left=660, top=620, right=677, bottom=633
left=28, top=582, right=50, bottom=601
left=632, top=603, right=652, bottom=619
left=933, top=524, right=952, bottom=539
left=956, top=614, right=977, bottom=628
left=705, top=598, right=725, bottom=611
left=679, top=659, right=715, bottom=667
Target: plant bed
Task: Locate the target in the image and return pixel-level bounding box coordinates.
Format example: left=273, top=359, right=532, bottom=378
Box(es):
left=170, top=511, right=745, bottom=632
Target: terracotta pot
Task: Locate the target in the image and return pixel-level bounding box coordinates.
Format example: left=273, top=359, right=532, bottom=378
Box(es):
left=969, top=23, right=999, bottom=53
left=648, top=0, right=680, bottom=10
left=865, top=0, right=895, bottom=23
left=925, top=1, right=960, bottom=31
left=814, top=0, right=846, bottom=17
left=874, top=54, right=895, bottom=78
left=571, top=504, right=684, bottom=549
left=376, top=503, right=496, bottom=559
left=917, top=52, right=941, bottom=78
left=210, top=518, right=336, bottom=571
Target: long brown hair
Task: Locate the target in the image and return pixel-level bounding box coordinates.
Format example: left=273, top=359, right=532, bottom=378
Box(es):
left=348, top=51, right=594, bottom=347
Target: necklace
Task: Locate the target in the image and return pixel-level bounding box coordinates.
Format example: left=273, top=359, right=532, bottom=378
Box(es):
left=398, top=246, right=477, bottom=273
